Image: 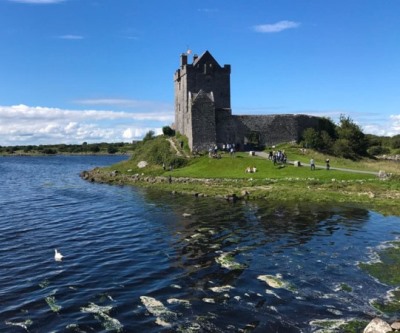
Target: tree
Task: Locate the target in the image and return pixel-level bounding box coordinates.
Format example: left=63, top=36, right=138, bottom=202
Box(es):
left=320, top=130, right=334, bottom=153
left=162, top=126, right=175, bottom=137
left=143, top=130, right=155, bottom=142
left=332, top=139, right=355, bottom=159
left=302, top=128, right=321, bottom=149
left=335, top=115, right=368, bottom=158
left=107, top=145, right=118, bottom=154
left=391, top=135, right=400, bottom=149
left=89, top=145, right=100, bottom=153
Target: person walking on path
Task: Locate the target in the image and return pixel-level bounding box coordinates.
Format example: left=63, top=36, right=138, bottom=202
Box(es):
left=310, top=158, right=315, bottom=170
left=326, top=159, right=330, bottom=170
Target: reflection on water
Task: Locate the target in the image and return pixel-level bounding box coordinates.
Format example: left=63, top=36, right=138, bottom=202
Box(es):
left=0, top=156, right=399, bottom=332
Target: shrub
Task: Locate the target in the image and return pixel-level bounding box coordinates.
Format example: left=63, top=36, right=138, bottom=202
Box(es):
left=162, top=126, right=175, bottom=137
left=368, top=146, right=390, bottom=156
left=107, top=145, right=118, bottom=154
left=143, top=130, right=155, bottom=142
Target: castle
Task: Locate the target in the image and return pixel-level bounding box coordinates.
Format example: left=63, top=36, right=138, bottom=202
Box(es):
left=174, top=50, right=322, bottom=151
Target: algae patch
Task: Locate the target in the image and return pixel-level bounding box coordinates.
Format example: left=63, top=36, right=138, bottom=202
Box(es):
left=257, top=274, right=293, bottom=291
left=209, top=285, right=234, bottom=293
left=140, top=296, right=177, bottom=327
left=359, top=241, right=400, bottom=285
left=5, top=319, right=33, bottom=332
left=215, top=252, right=245, bottom=270
left=167, top=298, right=191, bottom=308
left=45, top=294, right=62, bottom=313
left=370, top=288, right=400, bottom=314
left=310, top=318, right=368, bottom=333
left=81, top=302, right=123, bottom=332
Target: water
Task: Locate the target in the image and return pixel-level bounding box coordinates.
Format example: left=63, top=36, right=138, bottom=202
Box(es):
left=1, top=156, right=400, bottom=332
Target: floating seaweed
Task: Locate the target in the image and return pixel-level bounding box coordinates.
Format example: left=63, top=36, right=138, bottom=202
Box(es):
left=81, top=302, right=123, bottom=332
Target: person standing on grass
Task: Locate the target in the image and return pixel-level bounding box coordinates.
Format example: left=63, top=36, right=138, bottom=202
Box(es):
left=310, top=158, right=315, bottom=170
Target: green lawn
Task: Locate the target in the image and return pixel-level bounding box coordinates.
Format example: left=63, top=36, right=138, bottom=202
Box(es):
left=168, top=152, right=375, bottom=181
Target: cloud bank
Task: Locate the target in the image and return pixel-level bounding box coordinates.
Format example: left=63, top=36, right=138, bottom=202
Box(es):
left=253, top=20, right=300, bottom=33
left=0, top=104, right=172, bottom=146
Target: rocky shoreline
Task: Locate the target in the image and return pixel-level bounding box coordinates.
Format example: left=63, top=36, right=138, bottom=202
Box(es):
left=363, top=318, right=400, bottom=332
left=378, top=154, right=400, bottom=161
left=80, top=169, right=249, bottom=201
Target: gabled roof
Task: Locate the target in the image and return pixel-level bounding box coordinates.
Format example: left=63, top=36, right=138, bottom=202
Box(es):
left=193, top=50, right=221, bottom=68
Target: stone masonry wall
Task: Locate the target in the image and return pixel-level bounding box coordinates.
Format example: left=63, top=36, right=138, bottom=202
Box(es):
left=174, top=52, right=323, bottom=151
left=216, top=114, right=321, bottom=148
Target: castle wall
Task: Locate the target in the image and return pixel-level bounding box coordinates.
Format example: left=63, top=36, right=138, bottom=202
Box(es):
left=191, top=93, right=216, bottom=151
left=174, top=51, right=323, bottom=151
left=216, top=114, right=321, bottom=148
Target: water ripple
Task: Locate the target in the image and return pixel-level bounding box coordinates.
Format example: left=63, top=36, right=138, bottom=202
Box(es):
left=1, top=156, right=400, bottom=332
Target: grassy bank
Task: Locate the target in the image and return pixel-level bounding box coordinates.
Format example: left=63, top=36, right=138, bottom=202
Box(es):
left=82, top=136, right=400, bottom=216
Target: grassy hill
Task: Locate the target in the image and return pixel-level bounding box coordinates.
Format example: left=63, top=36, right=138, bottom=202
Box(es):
left=87, top=136, right=400, bottom=216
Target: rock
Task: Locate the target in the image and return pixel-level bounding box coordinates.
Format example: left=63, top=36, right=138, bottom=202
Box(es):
left=226, top=194, right=238, bottom=202
left=391, top=322, right=400, bottom=330
left=182, top=213, right=191, bottom=217
left=378, top=170, right=388, bottom=179
left=363, top=318, right=392, bottom=333
left=137, top=161, right=148, bottom=168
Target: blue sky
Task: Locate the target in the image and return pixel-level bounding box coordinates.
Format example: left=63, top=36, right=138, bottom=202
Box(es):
left=1, top=0, right=399, bottom=145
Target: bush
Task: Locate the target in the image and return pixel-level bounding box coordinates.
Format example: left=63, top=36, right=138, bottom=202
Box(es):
left=143, top=130, right=155, bottom=142
left=42, top=148, right=57, bottom=154
left=367, top=146, right=390, bottom=156
left=107, top=145, right=118, bottom=154
left=162, top=126, right=175, bottom=137
left=391, top=135, right=400, bottom=149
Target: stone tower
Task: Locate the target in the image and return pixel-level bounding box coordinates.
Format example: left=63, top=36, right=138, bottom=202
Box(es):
left=174, top=51, right=231, bottom=150
left=174, top=51, right=323, bottom=151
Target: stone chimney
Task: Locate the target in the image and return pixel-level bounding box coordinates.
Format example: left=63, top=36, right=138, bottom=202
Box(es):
left=180, top=53, right=188, bottom=67
left=193, top=54, right=198, bottom=63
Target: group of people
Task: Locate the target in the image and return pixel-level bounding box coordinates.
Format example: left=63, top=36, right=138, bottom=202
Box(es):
left=208, top=143, right=237, bottom=158
left=268, top=150, right=287, bottom=165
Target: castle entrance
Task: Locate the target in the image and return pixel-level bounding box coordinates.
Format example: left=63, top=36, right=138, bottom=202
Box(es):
left=244, top=131, right=262, bottom=151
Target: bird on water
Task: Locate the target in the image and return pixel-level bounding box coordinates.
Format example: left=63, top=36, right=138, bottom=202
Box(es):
left=54, top=249, right=64, bottom=261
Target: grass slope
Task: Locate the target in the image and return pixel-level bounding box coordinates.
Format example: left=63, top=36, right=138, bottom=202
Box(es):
left=92, top=138, right=400, bottom=216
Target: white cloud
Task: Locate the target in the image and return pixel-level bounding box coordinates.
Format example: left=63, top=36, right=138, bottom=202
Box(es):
left=76, top=98, right=169, bottom=110
left=58, top=35, right=84, bottom=40
left=253, top=20, right=300, bottom=33
left=0, top=104, right=173, bottom=145
left=123, top=127, right=162, bottom=140
left=8, top=0, right=65, bottom=4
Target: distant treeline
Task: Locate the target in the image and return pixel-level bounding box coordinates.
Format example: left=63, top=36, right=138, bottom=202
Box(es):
left=0, top=142, right=138, bottom=155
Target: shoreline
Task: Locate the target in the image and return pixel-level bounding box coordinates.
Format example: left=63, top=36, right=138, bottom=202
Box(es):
left=0, top=152, right=131, bottom=157
left=80, top=168, right=400, bottom=216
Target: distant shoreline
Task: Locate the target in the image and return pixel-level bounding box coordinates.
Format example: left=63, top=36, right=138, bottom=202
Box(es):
left=0, top=152, right=131, bottom=157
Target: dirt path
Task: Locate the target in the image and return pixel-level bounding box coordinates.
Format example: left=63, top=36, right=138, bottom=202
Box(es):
left=167, top=138, right=190, bottom=158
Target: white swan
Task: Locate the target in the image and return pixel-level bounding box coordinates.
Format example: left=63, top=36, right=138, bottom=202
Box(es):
left=54, top=249, right=64, bottom=261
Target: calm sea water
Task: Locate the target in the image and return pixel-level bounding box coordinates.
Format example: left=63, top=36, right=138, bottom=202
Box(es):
left=1, top=155, right=400, bottom=333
